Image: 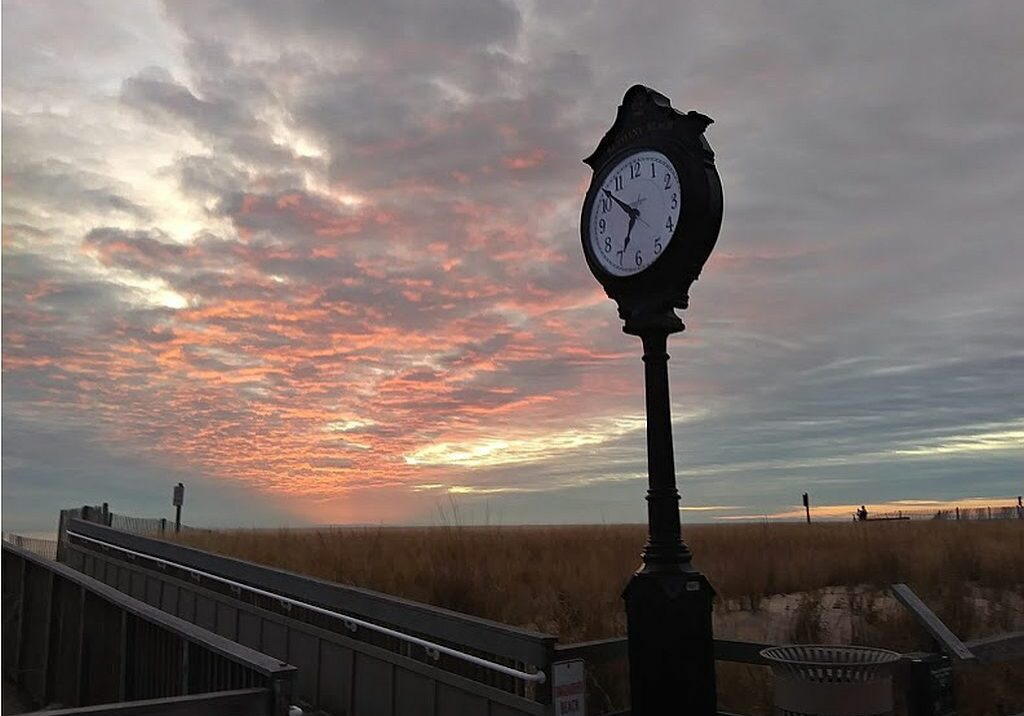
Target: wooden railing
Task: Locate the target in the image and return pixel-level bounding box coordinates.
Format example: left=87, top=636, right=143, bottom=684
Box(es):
left=3, top=541, right=295, bottom=715
left=62, top=517, right=554, bottom=716
left=43, top=506, right=1024, bottom=716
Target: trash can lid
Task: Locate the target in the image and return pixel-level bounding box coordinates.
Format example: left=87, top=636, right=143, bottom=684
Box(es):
left=760, top=644, right=902, bottom=683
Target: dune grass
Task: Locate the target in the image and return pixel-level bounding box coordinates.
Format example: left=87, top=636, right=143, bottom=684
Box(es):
left=174, top=519, right=1024, bottom=714
left=175, top=519, right=1024, bottom=642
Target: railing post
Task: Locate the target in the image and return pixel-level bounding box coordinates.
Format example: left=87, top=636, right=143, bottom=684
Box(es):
left=39, top=570, right=56, bottom=705
left=535, top=638, right=556, bottom=711
left=56, top=510, right=68, bottom=564
left=181, top=637, right=190, bottom=695
left=75, top=585, right=85, bottom=706
left=270, top=670, right=294, bottom=716
left=905, top=652, right=955, bottom=716
left=14, top=556, right=28, bottom=680
left=118, top=610, right=129, bottom=701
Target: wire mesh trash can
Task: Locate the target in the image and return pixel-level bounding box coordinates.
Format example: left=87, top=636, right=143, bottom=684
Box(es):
left=760, top=645, right=902, bottom=716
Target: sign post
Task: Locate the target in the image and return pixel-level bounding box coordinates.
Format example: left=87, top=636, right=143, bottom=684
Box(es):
left=579, top=86, right=724, bottom=716
left=172, top=482, right=185, bottom=533
left=803, top=492, right=811, bottom=524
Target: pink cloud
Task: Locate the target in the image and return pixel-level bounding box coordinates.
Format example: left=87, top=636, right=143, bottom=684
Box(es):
left=502, top=148, right=549, bottom=170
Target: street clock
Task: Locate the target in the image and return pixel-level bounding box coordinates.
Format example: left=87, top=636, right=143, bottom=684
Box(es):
left=580, top=85, right=724, bottom=715
left=580, top=85, right=723, bottom=333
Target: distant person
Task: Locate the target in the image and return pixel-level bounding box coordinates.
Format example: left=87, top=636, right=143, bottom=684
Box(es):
left=856, top=505, right=868, bottom=522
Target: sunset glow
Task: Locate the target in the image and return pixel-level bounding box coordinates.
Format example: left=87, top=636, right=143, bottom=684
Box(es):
left=3, top=1, right=1022, bottom=532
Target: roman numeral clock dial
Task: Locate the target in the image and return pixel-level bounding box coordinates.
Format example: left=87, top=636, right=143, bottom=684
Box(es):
left=588, top=150, right=680, bottom=277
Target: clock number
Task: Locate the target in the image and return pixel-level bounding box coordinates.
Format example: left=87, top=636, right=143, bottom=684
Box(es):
left=604, top=237, right=612, bottom=253
left=654, top=238, right=663, bottom=255
left=598, top=218, right=606, bottom=233
left=616, top=249, right=624, bottom=264
left=650, top=162, right=656, bottom=178
left=630, top=161, right=641, bottom=180
left=614, top=174, right=623, bottom=191
left=666, top=216, right=674, bottom=232
left=635, top=250, right=643, bottom=267
left=600, top=197, right=611, bottom=213
left=664, top=172, right=672, bottom=190
left=671, top=193, right=678, bottom=209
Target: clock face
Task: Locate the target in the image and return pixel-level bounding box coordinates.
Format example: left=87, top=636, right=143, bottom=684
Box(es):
left=588, top=150, right=681, bottom=277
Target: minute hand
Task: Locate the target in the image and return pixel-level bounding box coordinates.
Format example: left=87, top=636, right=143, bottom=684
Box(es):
left=602, top=188, right=638, bottom=218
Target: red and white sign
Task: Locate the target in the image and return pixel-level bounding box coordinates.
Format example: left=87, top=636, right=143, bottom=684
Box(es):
left=553, top=659, right=585, bottom=716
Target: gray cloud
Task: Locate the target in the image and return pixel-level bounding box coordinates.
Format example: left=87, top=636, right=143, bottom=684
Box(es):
left=3, top=0, right=1022, bottom=532
left=2, top=158, right=151, bottom=223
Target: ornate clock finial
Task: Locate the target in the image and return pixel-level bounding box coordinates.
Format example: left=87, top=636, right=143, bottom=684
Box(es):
left=624, top=84, right=671, bottom=111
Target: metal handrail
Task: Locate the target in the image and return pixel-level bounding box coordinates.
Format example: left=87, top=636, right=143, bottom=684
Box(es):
left=66, top=529, right=546, bottom=684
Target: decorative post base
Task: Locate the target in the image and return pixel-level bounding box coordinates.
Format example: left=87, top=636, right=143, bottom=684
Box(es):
left=623, top=569, right=717, bottom=715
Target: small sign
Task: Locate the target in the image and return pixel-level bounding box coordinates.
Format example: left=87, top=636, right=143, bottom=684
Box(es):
left=553, top=659, right=585, bottom=716
left=173, top=483, right=185, bottom=507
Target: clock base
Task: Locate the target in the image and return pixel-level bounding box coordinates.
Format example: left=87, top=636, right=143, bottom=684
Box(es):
left=623, top=569, right=718, bottom=715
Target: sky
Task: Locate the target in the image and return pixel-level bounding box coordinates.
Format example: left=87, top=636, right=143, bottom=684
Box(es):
left=2, top=1, right=1022, bottom=534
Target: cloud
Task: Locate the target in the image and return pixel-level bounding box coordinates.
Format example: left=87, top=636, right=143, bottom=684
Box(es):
left=3, top=158, right=151, bottom=223
left=3, top=0, right=1023, bottom=531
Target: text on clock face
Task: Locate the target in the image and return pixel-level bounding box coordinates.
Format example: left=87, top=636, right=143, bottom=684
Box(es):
left=589, top=150, right=682, bottom=277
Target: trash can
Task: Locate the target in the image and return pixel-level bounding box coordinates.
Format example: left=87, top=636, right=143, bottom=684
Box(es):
left=760, top=644, right=902, bottom=716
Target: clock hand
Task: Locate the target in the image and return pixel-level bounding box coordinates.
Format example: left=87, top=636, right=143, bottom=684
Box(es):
left=602, top=188, right=638, bottom=219
left=623, top=212, right=637, bottom=254
left=615, top=213, right=638, bottom=266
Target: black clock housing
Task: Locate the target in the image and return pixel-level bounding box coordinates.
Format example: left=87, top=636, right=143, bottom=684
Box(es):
left=581, top=85, right=723, bottom=333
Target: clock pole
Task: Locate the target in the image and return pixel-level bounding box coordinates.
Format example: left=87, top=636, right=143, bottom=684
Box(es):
left=622, top=309, right=717, bottom=716
left=579, top=85, right=723, bottom=716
